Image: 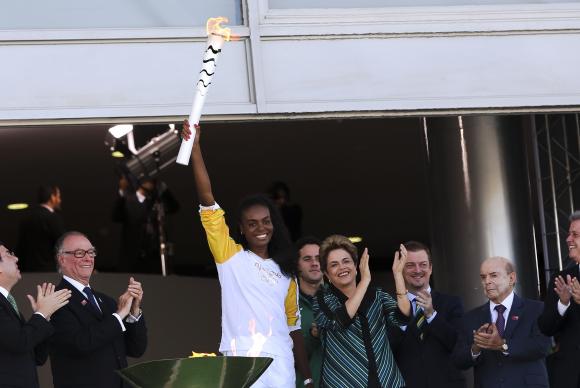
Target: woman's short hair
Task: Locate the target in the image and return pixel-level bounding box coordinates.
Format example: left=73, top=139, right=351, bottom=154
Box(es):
left=319, top=235, right=358, bottom=271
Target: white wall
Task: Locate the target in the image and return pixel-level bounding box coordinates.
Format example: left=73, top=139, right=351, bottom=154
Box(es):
left=1, top=0, right=580, bottom=124
left=270, top=0, right=579, bottom=8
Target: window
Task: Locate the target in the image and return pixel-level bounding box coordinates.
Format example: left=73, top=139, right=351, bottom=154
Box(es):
left=0, top=0, right=243, bottom=29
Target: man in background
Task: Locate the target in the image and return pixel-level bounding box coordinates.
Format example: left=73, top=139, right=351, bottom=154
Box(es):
left=113, top=176, right=178, bottom=273
left=294, top=236, right=324, bottom=387
left=17, top=185, right=65, bottom=271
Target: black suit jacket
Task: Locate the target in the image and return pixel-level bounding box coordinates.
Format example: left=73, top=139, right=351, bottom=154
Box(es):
left=0, top=293, right=53, bottom=388
left=389, top=291, right=467, bottom=388
left=16, top=205, right=65, bottom=271
left=538, top=264, right=580, bottom=388
left=112, top=189, right=178, bottom=273
left=49, top=279, right=147, bottom=388
left=453, top=293, right=550, bottom=388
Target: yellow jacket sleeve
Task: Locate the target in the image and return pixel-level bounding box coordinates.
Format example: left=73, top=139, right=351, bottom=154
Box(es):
left=285, top=277, right=301, bottom=330
left=200, top=208, right=242, bottom=264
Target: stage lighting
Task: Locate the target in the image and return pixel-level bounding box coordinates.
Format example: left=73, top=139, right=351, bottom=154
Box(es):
left=124, top=126, right=180, bottom=180
left=105, top=125, right=138, bottom=157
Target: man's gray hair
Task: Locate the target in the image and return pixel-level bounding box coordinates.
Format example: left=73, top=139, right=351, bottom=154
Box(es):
left=569, top=210, right=580, bottom=223
left=54, top=231, right=89, bottom=268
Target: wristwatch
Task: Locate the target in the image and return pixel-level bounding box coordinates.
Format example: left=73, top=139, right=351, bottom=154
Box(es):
left=500, top=339, right=509, bottom=352
left=303, top=378, right=314, bottom=386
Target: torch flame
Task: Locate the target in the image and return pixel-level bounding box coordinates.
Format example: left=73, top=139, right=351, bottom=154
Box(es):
left=246, top=317, right=273, bottom=357
left=206, top=17, right=233, bottom=41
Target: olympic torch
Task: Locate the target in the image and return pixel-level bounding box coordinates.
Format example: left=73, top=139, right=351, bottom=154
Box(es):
left=176, top=17, right=233, bottom=165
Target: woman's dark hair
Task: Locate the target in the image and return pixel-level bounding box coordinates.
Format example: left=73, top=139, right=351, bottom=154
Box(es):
left=237, top=194, right=294, bottom=276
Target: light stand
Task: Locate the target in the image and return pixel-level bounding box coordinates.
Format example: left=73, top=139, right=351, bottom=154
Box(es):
left=107, top=124, right=180, bottom=277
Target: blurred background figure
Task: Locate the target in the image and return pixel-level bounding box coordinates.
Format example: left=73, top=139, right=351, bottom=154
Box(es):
left=268, top=181, right=302, bottom=242
left=294, top=236, right=324, bottom=388
left=113, top=176, right=179, bottom=274
left=16, top=185, right=65, bottom=272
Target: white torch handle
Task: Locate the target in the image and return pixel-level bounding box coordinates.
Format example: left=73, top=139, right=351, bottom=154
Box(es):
left=175, top=91, right=206, bottom=165
left=176, top=34, right=225, bottom=166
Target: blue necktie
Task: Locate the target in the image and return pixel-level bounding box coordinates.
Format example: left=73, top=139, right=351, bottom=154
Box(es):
left=83, top=287, right=101, bottom=314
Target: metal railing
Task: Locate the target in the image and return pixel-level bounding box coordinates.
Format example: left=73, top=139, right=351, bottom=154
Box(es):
left=533, top=113, right=580, bottom=285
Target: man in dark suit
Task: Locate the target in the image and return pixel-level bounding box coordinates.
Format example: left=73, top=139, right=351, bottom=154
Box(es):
left=16, top=185, right=65, bottom=271
left=0, top=241, right=71, bottom=388
left=453, top=256, right=550, bottom=388
left=49, top=231, right=147, bottom=388
left=113, top=176, right=179, bottom=273
left=388, top=241, right=466, bottom=388
left=538, top=210, right=580, bottom=388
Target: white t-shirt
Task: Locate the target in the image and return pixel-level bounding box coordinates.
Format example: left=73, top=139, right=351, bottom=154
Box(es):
left=200, top=206, right=300, bottom=361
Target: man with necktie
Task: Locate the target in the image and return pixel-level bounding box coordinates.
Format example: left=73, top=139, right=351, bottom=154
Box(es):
left=453, top=256, right=550, bottom=388
left=0, top=241, right=71, bottom=387
left=388, top=241, right=466, bottom=388
left=538, top=210, right=580, bottom=388
left=49, top=231, right=147, bottom=388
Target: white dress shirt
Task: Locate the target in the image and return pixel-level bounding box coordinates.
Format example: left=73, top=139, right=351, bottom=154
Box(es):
left=400, top=286, right=437, bottom=331
left=63, top=275, right=127, bottom=331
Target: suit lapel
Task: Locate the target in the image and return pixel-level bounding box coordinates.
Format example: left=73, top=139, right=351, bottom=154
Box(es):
left=503, top=293, right=523, bottom=339
left=61, top=278, right=104, bottom=320
left=93, top=290, right=110, bottom=315
left=479, top=302, right=491, bottom=326
left=0, top=293, right=23, bottom=322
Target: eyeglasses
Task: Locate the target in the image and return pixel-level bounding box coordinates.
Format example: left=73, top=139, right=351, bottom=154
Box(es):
left=61, top=248, right=97, bottom=258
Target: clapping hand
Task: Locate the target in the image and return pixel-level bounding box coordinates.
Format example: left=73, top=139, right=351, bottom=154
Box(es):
left=359, top=248, right=371, bottom=285
left=28, top=283, right=72, bottom=320
left=392, top=244, right=408, bottom=276
left=554, top=275, right=572, bottom=305
left=127, top=277, right=143, bottom=316
left=415, top=290, right=434, bottom=318
left=473, top=323, right=503, bottom=351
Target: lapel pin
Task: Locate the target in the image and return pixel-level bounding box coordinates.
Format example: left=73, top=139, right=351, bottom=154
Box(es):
left=511, top=315, right=519, bottom=320
left=81, top=300, right=87, bottom=306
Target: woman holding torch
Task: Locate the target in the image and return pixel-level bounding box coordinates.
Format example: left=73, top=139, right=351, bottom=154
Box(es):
left=313, top=235, right=411, bottom=388
left=181, top=121, right=313, bottom=388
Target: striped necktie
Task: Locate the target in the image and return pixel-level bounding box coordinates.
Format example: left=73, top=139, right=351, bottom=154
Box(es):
left=414, top=300, right=426, bottom=341
left=495, top=304, right=506, bottom=338
left=6, top=293, right=19, bottom=315
left=83, top=287, right=102, bottom=314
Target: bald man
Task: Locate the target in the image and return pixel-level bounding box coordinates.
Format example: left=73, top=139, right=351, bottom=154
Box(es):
left=452, top=256, right=550, bottom=388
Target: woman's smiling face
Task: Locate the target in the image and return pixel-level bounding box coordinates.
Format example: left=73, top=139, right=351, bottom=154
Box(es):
left=325, top=248, right=357, bottom=288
